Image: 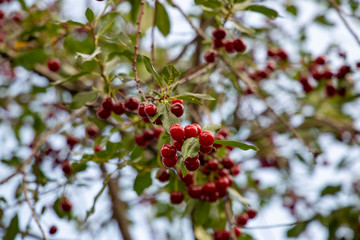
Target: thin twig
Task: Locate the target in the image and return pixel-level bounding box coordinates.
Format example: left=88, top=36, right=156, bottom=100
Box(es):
left=328, top=0, right=360, bottom=46
left=168, top=0, right=207, bottom=40
left=224, top=200, right=237, bottom=240
left=132, top=0, right=147, bottom=102
left=244, top=221, right=299, bottom=229
left=151, top=0, right=158, bottom=61
left=0, top=172, right=18, bottom=185
left=22, top=175, right=48, bottom=240
left=220, top=56, right=318, bottom=159
left=169, top=63, right=215, bottom=89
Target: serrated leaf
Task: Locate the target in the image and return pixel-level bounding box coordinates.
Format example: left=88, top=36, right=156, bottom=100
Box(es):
left=213, top=140, right=259, bottom=151
left=173, top=92, right=215, bottom=101
left=70, top=91, right=98, bottom=109
left=181, top=137, right=200, bottom=160
left=4, top=214, right=19, bottom=240
left=53, top=71, right=90, bottom=86
left=194, top=201, right=211, bottom=225
left=245, top=5, right=279, bottom=19
left=202, top=124, right=221, bottom=134
left=231, top=20, right=255, bottom=36
left=161, top=65, right=180, bottom=85
left=156, top=2, right=171, bottom=36
left=143, top=55, right=163, bottom=87
left=85, top=8, right=95, bottom=23
left=320, top=185, right=341, bottom=196
left=133, top=171, right=152, bottom=196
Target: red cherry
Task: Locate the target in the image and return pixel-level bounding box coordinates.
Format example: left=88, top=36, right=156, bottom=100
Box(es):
left=224, top=41, right=234, bottom=53
left=193, top=124, right=202, bottom=133
left=213, top=134, right=224, bottom=148
left=101, top=97, right=114, bottom=111
left=257, top=70, right=268, bottom=79
left=156, top=169, right=170, bottom=182
left=160, top=144, right=177, bottom=158
left=162, top=156, right=178, bottom=168
left=60, top=198, right=72, bottom=212
left=213, top=39, right=223, bottom=49
left=216, top=177, right=229, bottom=191
left=326, top=84, right=336, bottom=97
left=153, top=116, right=162, bottom=125
left=206, top=159, right=219, bottom=171
left=323, top=70, right=333, bottom=79
left=49, top=225, right=57, bottom=235
left=86, top=125, right=99, bottom=138
left=199, top=130, right=214, bottom=146
left=142, top=117, right=151, bottom=123
left=217, top=230, right=230, bottom=240
left=173, top=139, right=184, bottom=151
left=200, top=145, right=213, bottom=154
left=185, top=159, right=200, bottom=171
left=171, top=103, right=184, bottom=117
left=170, top=191, right=184, bottom=204
left=202, top=182, right=216, bottom=196
left=336, top=65, right=351, bottom=78
left=153, top=127, right=163, bottom=138
left=338, top=87, right=346, bottom=97
left=172, top=99, right=183, bottom=104
left=234, top=227, right=242, bottom=237
left=217, top=128, right=229, bottom=138
left=145, top=103, right=157, bottom=117
left=125, top=97, right=139, bottom=111
left=97, top=108, right=111, bottom=119
left=185, top=124, right=199, bottom=139
left=47, top=59, right=61, bottom=72
left=143, top=129, right=154, bottom=141
left=185, top=154, right=199, bottom=163
left=231, top=165, right=241, bottom=175
left=233, top=38, right=246, bottom=53
left=12, top=12, right=22, bottom=22
left=204, top=50, right=217, bottom=63
left=236, top=213, right=249, bottom=226
left=66, top=136, right=78, bottom=149
left=62, top=161, right=71, bottom=175
left=94, top=144, right=102, bottom=152
left=135, top=134, right=148, bottom=147
left=212, top=27, right=226, bottom=40
left=113, top=102, right=126, bottom=115
left=277, top=49, right=288, bottom=60
left=188, top=185, right=202, bottom=199
left=247, top=209, right=257, bottom=219
left=0, top=10, right=4, bottom=20
left=267, top=48, right=276, bottom=57
left=179, top=171, right=194, bottom=186
left=219, top=168, right=230, bottom=177
left=169, top=124, right=185, bottom=141
left=314, top=56, right=326, bottom=65
left=222, top=157, right=234, bottom=169
left=138, top=102, right=147, bottom=117
left=356, top=62, right=360, bottom=68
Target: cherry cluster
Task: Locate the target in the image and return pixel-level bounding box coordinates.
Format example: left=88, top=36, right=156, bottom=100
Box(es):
left=299, top=55, right=353, bottom=97
left=204, top=27, right=247, bottom=63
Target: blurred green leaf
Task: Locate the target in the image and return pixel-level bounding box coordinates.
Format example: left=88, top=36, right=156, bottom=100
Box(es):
left=321, top=185, right=341, bottom=196
left=156, top=2, right=171, bottom=36
left=4, top=214, right=19, bottom=240
left=85, top=8, right=95, bottom=23
left=213, top=140, right=259, bottom=151
left=181, top=137, right=200, bottom=159
left=143, top=55, right=163, bottom=87
left=133, top=171, right=152, bottom=196
left=161, top=65, right=180, bottom=85
left=245, top=5, right=279, bottom=19
left=70, top=91, right=98, bottom=109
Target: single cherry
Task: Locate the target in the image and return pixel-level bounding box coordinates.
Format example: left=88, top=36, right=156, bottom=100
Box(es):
left=212, top=27, right=226, bottom=40
left=160, top=144, right=177, bottom=158
left=49, top=225, right=57, bottom=235
left=162, top=156, right=178, bottom=168
left=233, top=38, right=246, bottom=53
left=125, top=97, right=139, bottom=111
left=169, top=124, right=185, bottom=141
left=113, top=102, right=126, bottom=115
left=199, top=130, right=214, bottom=146
left=47, top=59, right=61, bottom=72
left=170, top=191, right=184, bottom=204
left=171, top=103, right=184, bottom=117
left=156, top=169, right=170, bottom=182
left=145, top=103, right=157, bottom=117
left=185, top=124, right=199, bottom=139
left=204, top=50, right=217, bottom=63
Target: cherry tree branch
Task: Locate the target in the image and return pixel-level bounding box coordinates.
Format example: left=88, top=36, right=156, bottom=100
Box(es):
left=328, top=0, right=360, bottom=46
left=132, top=0, right=147, bottom=102
left=224, top=200, right=237, bottom=240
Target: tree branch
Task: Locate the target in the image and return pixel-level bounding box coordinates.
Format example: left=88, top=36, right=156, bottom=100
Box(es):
left=224, top=200, right=237, bottom=240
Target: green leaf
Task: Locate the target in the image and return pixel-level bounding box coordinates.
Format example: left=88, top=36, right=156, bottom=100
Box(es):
left=161, top=65, right=180, bottom=85
left=202, top=124, right=221, bottom=134
left=213, top=140, right=259, bottom=151
left=53, top=71, right=90, bottom=86
left=231, top=20, right=256, bottom=36
left=286, top=5, right=298, bottom=16
left=13, top=49, right=48, bottom=70
left=150, top=103, right=166, bottom=122
left=245, top=5, right=279, bottom=19
left=181, top=137, right=200, bottom=160
left=133, top=171, right=152, bottom=196
left=4, top=214, right=19, bottom=240
left=64, top=20, right=86, bottom=27
left=106, top=141, right=123, bottom=155
left=181, top=160, right=189, bottom=177
left=173, top=92, right=215, bottom=101
left=173, top=96, right=204, bottom=106
left=194, top=201, right=211, bottom=225
left=156, top=2, right=171, bottom=36
left=70, top=91, right=98, bottom=109
left=233, top=0, right=253, bottom=12
left=287, top=221, right=308, bottom=237
left=194, top=0, right=222, bottom=8
left=143, top=55, right=163, bottom=87
left=85, top=8, right=95, bottom=23
left=162, top=104, right=181, bottom=132
left=321, top=185, right=341, bottom=196
left=314, top=15, right=334, bottom=27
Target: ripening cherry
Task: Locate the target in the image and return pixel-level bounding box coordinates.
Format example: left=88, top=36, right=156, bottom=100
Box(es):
left=137, top=102, right=147, bottom=117
left=184, top=124, right=199, bottom=139
left=97, top=108, right=111, bottom=119
left=169, top=124, right=185, bottom=141
left=66, top=136, right=78, bottom=149
left=135, top=134, right=148, bottom=147
left=314, top=56, right=326, bottom=65
left=199, top=130, right=214, bottom=147
left=224, top=41, right=234, bottom=53
left=213, top=39, right=223, bottom=49
left=212, top=27, right=226, bottom=40
left=101, top=97, right=114, bottom=111
left=200, top=145, right=213, bottom=154
left=206, top=159, right=219, bottom=171
left=94, top=144, right=102, bottom=152
left=47, top=59, right=61, bottom=72
left=326, top=84, right=336, bottom=97
left=172, top=99, right=183, bottom=104
left=113, top=102, right=126, bottom=115
left=233, top=38, right=246, bottom=53
left=246, top=209, right=257, bottom=219
left=204, top=50, right=217, bottom=63
left=171, top=103, right=184, bottom=117
left=185, top=159, right=200, bottom=171
left=162, top=156, right=178, bottom=168
left=125, top=97, right=139, bottom=111
left=215, top=177, right=230, bottom=191
left=179, top=171, right=193, bottom=186
left=231, top=165, right=241, bottom=175
left=156, top=169, right=170, bottom=182
left=49, top=225, right=57, bottom=235
left=277, top=49, right=288, bottom=60
left=236, top=213, right=249, bottom=226
left=222, top=157, right=234, bottom=169
left=143, top=129, right=154, bottom=141
left=185, top=154, right=199, bottom=163
left=0, top=10, right=4, bottom=20
left=160, top=144, right=177, bottom=158
left=145, top=103, right=157, bottom=117
left=188, top=185, right=202, bottom=199
left=153, top=127, right=163, bottom=138
left=62, top=161, right=71, bottom=175
left=173, top=139, right=184, bottom=151
left=234, top=227, right=242, bottom=237
left=86, top=124, right=99, bottom=138
left=170, top=191, right=184, bottom=204
left=60, top=198, right=72, bottom=212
